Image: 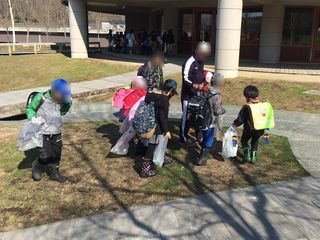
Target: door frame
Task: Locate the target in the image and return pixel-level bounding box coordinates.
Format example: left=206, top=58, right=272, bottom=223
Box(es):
left=311, top=7, right=320, bottom=62
left=177, top=8, right=216, bottom=56
left=192, top=8, right=216, bottom=56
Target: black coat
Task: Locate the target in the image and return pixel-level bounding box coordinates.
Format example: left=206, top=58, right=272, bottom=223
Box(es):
left=145, top=92, right=169, bottom=135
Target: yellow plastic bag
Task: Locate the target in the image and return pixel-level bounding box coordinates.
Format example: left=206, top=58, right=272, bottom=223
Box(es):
left=249, top=102, right=275, bottom=130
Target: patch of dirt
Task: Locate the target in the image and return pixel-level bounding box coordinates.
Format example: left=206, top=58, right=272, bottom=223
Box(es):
left=0, top=125, right=20, bottom=143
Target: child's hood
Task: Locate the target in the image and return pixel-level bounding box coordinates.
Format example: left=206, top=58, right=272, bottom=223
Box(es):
left=208, top=86, right=221, bottom=95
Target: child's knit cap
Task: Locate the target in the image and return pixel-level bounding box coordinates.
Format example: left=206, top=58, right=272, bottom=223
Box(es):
left=212, top=73, right=224, bottom=85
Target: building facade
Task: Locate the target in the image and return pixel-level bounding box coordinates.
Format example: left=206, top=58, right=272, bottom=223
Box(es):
left=63, top=0, right=320, bottom=78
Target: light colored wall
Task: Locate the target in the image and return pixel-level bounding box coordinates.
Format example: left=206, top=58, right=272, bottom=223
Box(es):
left=215, top=0, right=243, bottom=78
left=68, top=0, right=88, bottom=58
left=259, top=5, right=285, bottom=63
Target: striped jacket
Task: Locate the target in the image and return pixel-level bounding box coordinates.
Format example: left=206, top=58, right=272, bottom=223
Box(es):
left=181, top=55, right=204, bottom=101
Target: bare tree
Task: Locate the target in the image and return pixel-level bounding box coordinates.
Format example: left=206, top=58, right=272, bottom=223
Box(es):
left=54, top=1, right=69, bottom=40
left=16, top=0, right=36, bottom=43
left=7, top=0, right=16, bottom=45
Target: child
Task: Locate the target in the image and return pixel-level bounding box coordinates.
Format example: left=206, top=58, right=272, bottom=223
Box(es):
left=197, top=73, right=226, bottom=166
left=116, top=76, right=147, bottom=135
left=232, top=85, right=265, bottom=163
left=26, top=79, right=72, bottom=182
left=140, top=79, right=178, bottom=178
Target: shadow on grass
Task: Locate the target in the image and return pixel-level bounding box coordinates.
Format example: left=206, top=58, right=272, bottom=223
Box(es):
left=11, top=121, right=310, bottom=239
left=64, top=122, right=284, bottom=239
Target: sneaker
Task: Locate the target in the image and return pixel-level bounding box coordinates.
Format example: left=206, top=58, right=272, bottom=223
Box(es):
left=196, top=148, right=211, bottom=166
left=163, top=155, right=173, bottom=166
left=179, top=138, right=196, bottom=147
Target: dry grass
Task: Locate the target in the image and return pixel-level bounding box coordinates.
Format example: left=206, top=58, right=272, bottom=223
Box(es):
left=80, top=73, right=320, bottom=113
left=166, top=73, right=320, bottom=113
left=0, top=54, right=138, bottom=92
left=0, top=121, right=307, bottom=232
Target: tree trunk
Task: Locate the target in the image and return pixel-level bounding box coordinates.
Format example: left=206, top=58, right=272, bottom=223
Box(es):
left=27, top=29, right=29, bottom=43
left=7, top=0, right=16, bottom=50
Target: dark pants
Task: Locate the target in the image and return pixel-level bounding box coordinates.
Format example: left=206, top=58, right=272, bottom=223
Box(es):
left=180, top=99, right=190, bottom=142
left=144, top=143, right=157, bottom=160
left=39, top=133, right=62, bottom=166
left=241, top=128, right=264, bottom=151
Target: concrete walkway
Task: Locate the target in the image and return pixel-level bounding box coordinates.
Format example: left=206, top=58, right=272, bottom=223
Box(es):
left=0, top=63, right=180, bottom=118
left=1, top=177, right=320, bottom=240
left=101, top=52, right=320, bottom=76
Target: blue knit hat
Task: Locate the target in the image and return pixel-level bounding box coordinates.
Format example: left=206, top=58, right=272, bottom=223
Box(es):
left=51, top=78, right=72, bottom=103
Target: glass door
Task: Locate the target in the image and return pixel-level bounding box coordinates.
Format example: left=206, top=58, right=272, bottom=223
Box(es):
left=193, top=8, right=216, bottom=56
left=178, top=9, right=193, bottom=55
left=311, top=8, right=320, bottom=62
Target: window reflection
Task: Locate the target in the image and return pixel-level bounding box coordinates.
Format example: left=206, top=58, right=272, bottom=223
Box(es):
left=241, top=9, right=262, bottom=44
left=282, top=8, right=313, bottom=45
left=182, top=13, right=193, bottom=40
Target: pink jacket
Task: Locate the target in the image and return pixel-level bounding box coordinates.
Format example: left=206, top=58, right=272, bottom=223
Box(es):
left=128, top=96, right=145, bottom=122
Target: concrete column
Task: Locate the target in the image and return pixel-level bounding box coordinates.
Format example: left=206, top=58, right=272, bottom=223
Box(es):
left=68, top=0, right=88, bottom=58
left=215, top=0, right=243, bottom=78
left=162, top=7, right=179, bottom=54
left=259, top=5, right=285, bottom=63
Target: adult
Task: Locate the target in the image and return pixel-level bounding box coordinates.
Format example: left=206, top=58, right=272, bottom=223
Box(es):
left=107, top=29, right=113, bottom=51
left=126, top=29, right=135, bottom=54
left=165, top=30, right=175, bottom=55
left=137, top=51, right=164, bottom=91
left=179, top=42, right=211, bottom=146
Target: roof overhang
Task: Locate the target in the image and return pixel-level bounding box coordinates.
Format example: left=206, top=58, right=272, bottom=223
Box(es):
left=61, top=0, right=320, bottom=14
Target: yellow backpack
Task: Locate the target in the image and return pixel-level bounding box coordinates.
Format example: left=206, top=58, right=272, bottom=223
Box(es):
left=248, top=102, right=275, bottom=130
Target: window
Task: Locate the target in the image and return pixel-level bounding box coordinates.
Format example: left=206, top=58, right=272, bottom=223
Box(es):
left=241, top=9, right=262, bottom=44
left=282, top=8, right=313, bottom=45
left=197, top=13, right=212, bottom=42
left=182, top=13, right=193, bottom=40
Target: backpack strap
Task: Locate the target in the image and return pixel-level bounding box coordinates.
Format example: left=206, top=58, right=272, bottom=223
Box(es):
left=35, top=92, right=46, bottom=112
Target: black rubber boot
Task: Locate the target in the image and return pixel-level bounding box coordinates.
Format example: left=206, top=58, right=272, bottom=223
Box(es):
left=197, top=148, right=211, bottom=166
left=140, top=158, right=158, bottom=178
left=32, top=159, right=44, bottom=181
left=46, top=164, right=68, bottom=183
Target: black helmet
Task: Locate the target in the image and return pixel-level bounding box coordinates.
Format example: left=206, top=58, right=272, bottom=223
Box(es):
left=163, top=79, right=178, bottom=95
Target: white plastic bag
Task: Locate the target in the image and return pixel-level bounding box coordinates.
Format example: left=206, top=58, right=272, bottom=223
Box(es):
left=17, top=117, right=45, bottom=152
left=222, top=126, right=238, bottom=158
left=153, top=135, right=168, bottom=167
left=110, top=126, right=136, bottom=155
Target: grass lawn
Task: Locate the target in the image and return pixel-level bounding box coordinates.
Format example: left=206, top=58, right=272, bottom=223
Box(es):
left=167, top=73, right=320, bottom=113
left=0, top=54, right=138, bottom=92
left=80, top=73, right=320, bottom=113
left=0, top=121, right=307, bottom=232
